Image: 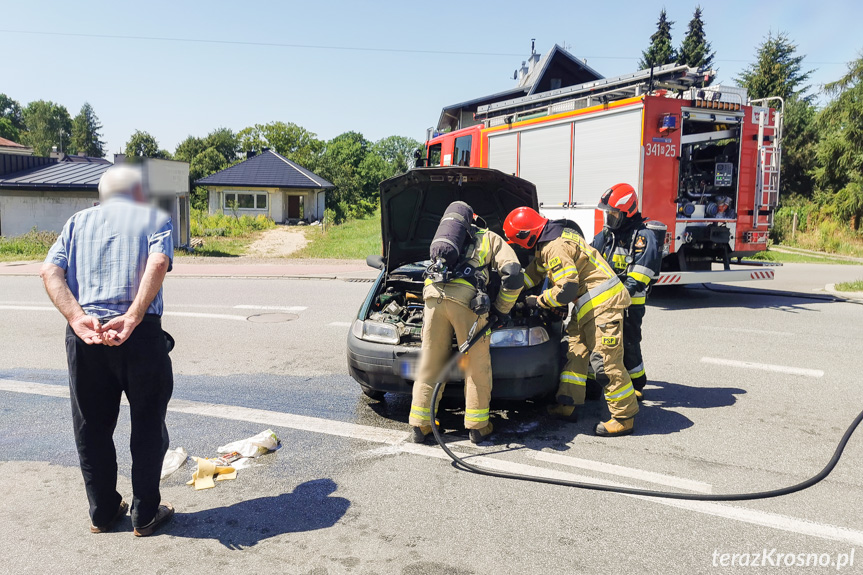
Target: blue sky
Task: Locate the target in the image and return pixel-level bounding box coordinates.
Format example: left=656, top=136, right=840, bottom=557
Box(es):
left=2, top=1, right=859, bottom=157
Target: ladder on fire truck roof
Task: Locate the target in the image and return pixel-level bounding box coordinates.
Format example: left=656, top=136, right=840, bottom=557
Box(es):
left=475, top=63, right=715, bottom=124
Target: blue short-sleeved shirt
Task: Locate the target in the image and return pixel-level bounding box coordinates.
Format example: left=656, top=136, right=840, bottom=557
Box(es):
left=45, top=197, right=174, bottom=319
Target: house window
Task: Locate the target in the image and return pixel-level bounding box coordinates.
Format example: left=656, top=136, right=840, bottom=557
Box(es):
left=224, top=192, right=267, bottom=210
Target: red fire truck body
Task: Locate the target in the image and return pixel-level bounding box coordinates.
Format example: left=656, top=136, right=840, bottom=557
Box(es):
left=425, top=66, right=782, bottom=284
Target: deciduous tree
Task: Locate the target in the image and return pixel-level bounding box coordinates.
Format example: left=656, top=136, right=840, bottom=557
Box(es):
left=21, top=100, right=72, bottom=156
left=0, top=94, right=24, bottom=142
left=124, top=130, right=171, bottom=159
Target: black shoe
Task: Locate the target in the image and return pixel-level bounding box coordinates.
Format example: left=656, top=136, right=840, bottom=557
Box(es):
left=409, top=426, right=431, bottom=444
left=133, top=503, right=175, bottom=537
left=468, top=423, right=493, bottom=444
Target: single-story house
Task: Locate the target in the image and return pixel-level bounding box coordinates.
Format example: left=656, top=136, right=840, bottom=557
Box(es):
left=195, top=149, right=334, bottom=223
left=0, top=153, right=191, bottom=248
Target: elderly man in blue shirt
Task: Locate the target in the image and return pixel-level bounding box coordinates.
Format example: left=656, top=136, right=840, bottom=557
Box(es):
left=41, top=164, right=175, bottom=537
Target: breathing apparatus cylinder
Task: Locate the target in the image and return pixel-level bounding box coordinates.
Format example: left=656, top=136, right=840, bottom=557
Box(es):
left=645, top=220, right=668, bottom=256
left=430, top=201, right=474, bottom=268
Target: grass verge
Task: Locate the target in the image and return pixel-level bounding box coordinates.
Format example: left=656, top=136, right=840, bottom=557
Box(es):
left=290, top=211, right=382, bottom=260
left=835, top=279, right=863, bottom=292
left=0, top=229, right=57, bottom=262
left=750, top=249, right=863, bottom=266
left=175, top=235, right=258, bottom=258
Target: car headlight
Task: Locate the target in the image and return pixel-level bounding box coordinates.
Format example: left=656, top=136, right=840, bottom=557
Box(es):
left=489, top=326, right=550, bottom=348
left=353, top=319, right=400, bottom=345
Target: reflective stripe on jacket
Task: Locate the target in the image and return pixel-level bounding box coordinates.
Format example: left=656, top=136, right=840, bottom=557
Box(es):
left=591, top=224, right=661, bottom=305
left=524, top=225, right=630, bottom=324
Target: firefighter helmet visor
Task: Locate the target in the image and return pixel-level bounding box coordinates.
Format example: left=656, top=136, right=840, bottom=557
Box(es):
left=598, top=183, right=638, bottom=230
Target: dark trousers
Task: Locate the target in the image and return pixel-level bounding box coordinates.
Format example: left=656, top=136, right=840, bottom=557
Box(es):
left=65, top=316, right=173, bottom=528
left=588, top=304, right=647, bottom=392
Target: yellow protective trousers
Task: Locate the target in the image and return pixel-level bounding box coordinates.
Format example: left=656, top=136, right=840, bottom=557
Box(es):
left=558, top=307, right=639, bottom=420
left=410, top=298, right=491, bottom=430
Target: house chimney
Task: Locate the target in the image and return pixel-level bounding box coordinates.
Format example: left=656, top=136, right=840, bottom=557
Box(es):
left=78, top=151, right=86, bottom=157
left=114, top=153, right=126, bottom=164
left=246, top=149, right=257, bottom=159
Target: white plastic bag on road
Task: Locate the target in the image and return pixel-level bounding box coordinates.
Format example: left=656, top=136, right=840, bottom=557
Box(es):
left=217, top=429, right=280, bottom=458
left=160, top=447, right=189, bottom=480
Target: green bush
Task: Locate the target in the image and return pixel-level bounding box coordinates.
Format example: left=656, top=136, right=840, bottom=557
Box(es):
left=0, top=228, right=58, bottom=258
left=190, top=209, right=275, bottom=237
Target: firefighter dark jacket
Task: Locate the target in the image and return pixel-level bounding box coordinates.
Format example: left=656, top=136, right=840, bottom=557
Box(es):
left=423, top=228, right=523, bottom=314
left=524, top=222, right=630, bottom=325
left=590, top=218, right=661, bottom=305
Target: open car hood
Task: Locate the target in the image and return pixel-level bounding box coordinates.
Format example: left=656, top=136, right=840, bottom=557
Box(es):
left=379, top=167, right=538, bottom=270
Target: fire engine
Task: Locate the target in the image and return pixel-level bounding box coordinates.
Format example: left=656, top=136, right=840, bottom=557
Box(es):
left=423, top=63, right=783, bottom=284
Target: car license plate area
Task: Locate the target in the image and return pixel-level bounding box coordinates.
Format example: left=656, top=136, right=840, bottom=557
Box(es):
left=397, top=355, right=465, bottom=381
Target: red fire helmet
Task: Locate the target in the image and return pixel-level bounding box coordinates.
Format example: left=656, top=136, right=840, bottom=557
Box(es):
left=598, top=183, right=638, bottom=230
left=503, top=206, right=549, bottom=250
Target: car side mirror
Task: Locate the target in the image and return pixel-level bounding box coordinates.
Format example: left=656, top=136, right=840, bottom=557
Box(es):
left=366, top=254, right=386, bottom=270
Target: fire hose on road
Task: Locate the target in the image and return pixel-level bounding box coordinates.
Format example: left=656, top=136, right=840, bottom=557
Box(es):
left=428, top=315, right=863, bottom=501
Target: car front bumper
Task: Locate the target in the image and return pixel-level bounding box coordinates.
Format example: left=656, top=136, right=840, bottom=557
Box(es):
left=347, top=330, right=560, bottom=400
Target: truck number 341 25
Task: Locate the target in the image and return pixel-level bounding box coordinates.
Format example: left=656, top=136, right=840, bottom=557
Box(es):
left=645, top=143, right=676, bottom=157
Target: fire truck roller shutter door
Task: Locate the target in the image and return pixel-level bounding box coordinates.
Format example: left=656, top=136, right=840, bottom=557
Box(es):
left=571, top=108, right=643, bottom=209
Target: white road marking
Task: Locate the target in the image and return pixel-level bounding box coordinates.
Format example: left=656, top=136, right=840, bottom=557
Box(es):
left=529, top=451, right=713, bottom=493
left=699, top=325, right=795, bottom=337
left=2, top=377, right=861, bottom=546
left=0, top=305, right=53, bottom=312
left=329, top=322, right=353, bottom=327
left=701, top=357, right=824, bottom=378
left=233, top=305, right=307, bottom=312
left=163, top=311, right=248, bottom=321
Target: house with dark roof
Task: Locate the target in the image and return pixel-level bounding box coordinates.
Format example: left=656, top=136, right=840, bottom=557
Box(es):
left=434, top=44, right=604, bottom=135
left=195, top=149, right=334, bottom=223
left=0, top=153, right=191, bottom=248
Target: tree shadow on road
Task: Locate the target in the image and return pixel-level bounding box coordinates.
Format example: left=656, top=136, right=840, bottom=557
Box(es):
left=167, top=478, right=350, bottom=550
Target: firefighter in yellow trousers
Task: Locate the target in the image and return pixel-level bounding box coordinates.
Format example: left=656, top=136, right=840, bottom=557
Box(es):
left=409, top=202, right=523, bottom=445
left=503, top=206, right=639, bottom=436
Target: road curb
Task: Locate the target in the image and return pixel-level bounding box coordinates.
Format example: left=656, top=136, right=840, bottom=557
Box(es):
left=825, top=283, right=863, bottom=301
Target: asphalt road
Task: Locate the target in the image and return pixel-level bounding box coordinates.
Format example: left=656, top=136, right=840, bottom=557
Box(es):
left=1, top=263, right=862, bottom=574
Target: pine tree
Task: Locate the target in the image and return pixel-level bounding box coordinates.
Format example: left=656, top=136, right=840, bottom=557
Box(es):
left=71, top=102, right=105, bottom=157
left=678, top=6, right=715, bottom=70
left=638, top=9, right=676, bottom=69
left=736, top=32, right=812, bottom=102
left=814, top=56, right=863, bottom=228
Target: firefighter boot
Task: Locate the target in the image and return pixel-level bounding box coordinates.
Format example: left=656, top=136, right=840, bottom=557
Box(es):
left=409, top=426, right=432, bottom=444
left=469, top=422, right=493, bottom=444
left=547, top=404, right=578, bottom=422
left=595, top=417, right=634, bottom=437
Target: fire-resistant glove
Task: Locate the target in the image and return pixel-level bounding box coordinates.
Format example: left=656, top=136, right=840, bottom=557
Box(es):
left=490, top=306, right=511, bottom=329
